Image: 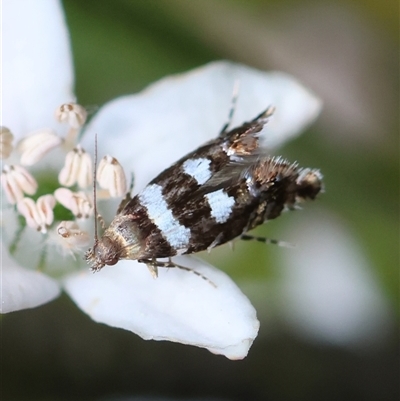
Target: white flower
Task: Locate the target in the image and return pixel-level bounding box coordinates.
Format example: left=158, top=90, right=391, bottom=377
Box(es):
left=1, top=0, right=321, bottom=359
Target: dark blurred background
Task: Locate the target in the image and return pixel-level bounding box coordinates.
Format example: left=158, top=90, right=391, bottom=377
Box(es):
left=2, top=1, right=399, bottom=400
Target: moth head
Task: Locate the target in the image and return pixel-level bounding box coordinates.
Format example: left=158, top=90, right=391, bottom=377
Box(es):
left=294, top=168, right=324, bottom=202
left=85, top=236, right=120, bottom=272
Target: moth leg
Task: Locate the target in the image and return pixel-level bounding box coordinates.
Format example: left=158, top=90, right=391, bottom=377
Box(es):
left=116, top=173, right=135, bottom=214
left=219, top=80, right=240, bottom=136
left=147, top=264, right=159, bottom=279
left=138, top=258, right=216, bottom=287
left=170, top=259, right=217, bottom=287
left=240, top=234, right=294, bottom=248
left=207, top=232, right=224, bottom=253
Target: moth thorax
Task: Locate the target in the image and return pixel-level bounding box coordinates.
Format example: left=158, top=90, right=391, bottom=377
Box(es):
left=85, top=236, right=122, bottom=272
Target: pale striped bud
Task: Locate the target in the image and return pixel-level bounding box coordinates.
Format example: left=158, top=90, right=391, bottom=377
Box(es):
left=97, top=155, right=127, bottom=198
left=17, top=195, right=56, bottom=233
left=54, top=188, right=93, bottom=219
left=1, top=165, right=38, bottom=204
left=0, top=127, right=14, bottom=159
left=58, top=145, right=93, bottom=188
left=55, top=103, right=87, bottom=129
left=18, top=129, right=62, bottom=166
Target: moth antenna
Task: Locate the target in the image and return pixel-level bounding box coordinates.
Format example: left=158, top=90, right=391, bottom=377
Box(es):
left=252, top=105, right=275, bottom=122
left=93, top=133, right=99, bottom=246
left=219, top=79, right=241, bottom=135
left=229, top=79, right=240, bottom=122
left=240, top=234, right=295, bottom=248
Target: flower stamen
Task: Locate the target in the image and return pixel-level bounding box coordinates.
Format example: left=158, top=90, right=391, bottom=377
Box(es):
left=18, top=129, right=63, bottom=166
left=1, top=164, right=38, bottom=204
left=58, top=144, right=92, bottom=188
left=55, top=103, right=87, bottom=129
left=54, top=188, right=93, bottom=219
left=17, top=194, right=56, bottom=233
left=55, top=103, right=87, bottom=151
left=97, top=155, right=127, bottom=198
left=0, top=127, right=14, bottom=159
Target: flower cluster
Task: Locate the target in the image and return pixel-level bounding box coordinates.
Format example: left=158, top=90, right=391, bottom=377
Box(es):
left=1, top=103, right=127, bottom=260
left=1, top=0, right=322, bottom=359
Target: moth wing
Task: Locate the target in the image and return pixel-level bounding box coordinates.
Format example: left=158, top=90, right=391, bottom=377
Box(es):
left=194, top=155, right=262, bottom=196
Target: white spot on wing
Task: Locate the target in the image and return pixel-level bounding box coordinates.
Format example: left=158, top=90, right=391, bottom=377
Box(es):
left=183, top=158, right=212, bottom=185
left=205, top=189, right=235, bottom=223
left=139, top=184, right=190, bottom=250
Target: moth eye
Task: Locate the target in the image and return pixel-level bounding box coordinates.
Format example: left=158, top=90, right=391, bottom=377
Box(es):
left=106, top=255, right=119, bottom=266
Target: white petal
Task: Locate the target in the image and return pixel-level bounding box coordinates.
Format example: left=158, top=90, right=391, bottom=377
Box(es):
left=64, top=256, right=259, bottom=359
left=83, top=61, right=321, bottom=192
left=278, top=212, right=393, bottom=348
left=2, top=0, right=75, bottom=139
left=0, top=243, right=61, bottom=313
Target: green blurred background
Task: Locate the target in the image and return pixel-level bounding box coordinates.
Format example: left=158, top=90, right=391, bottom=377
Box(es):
left=3, top=0, right=399, bottom=400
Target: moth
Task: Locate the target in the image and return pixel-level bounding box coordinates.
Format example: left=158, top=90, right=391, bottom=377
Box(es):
left=85, top=106, right=322, bottom=279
